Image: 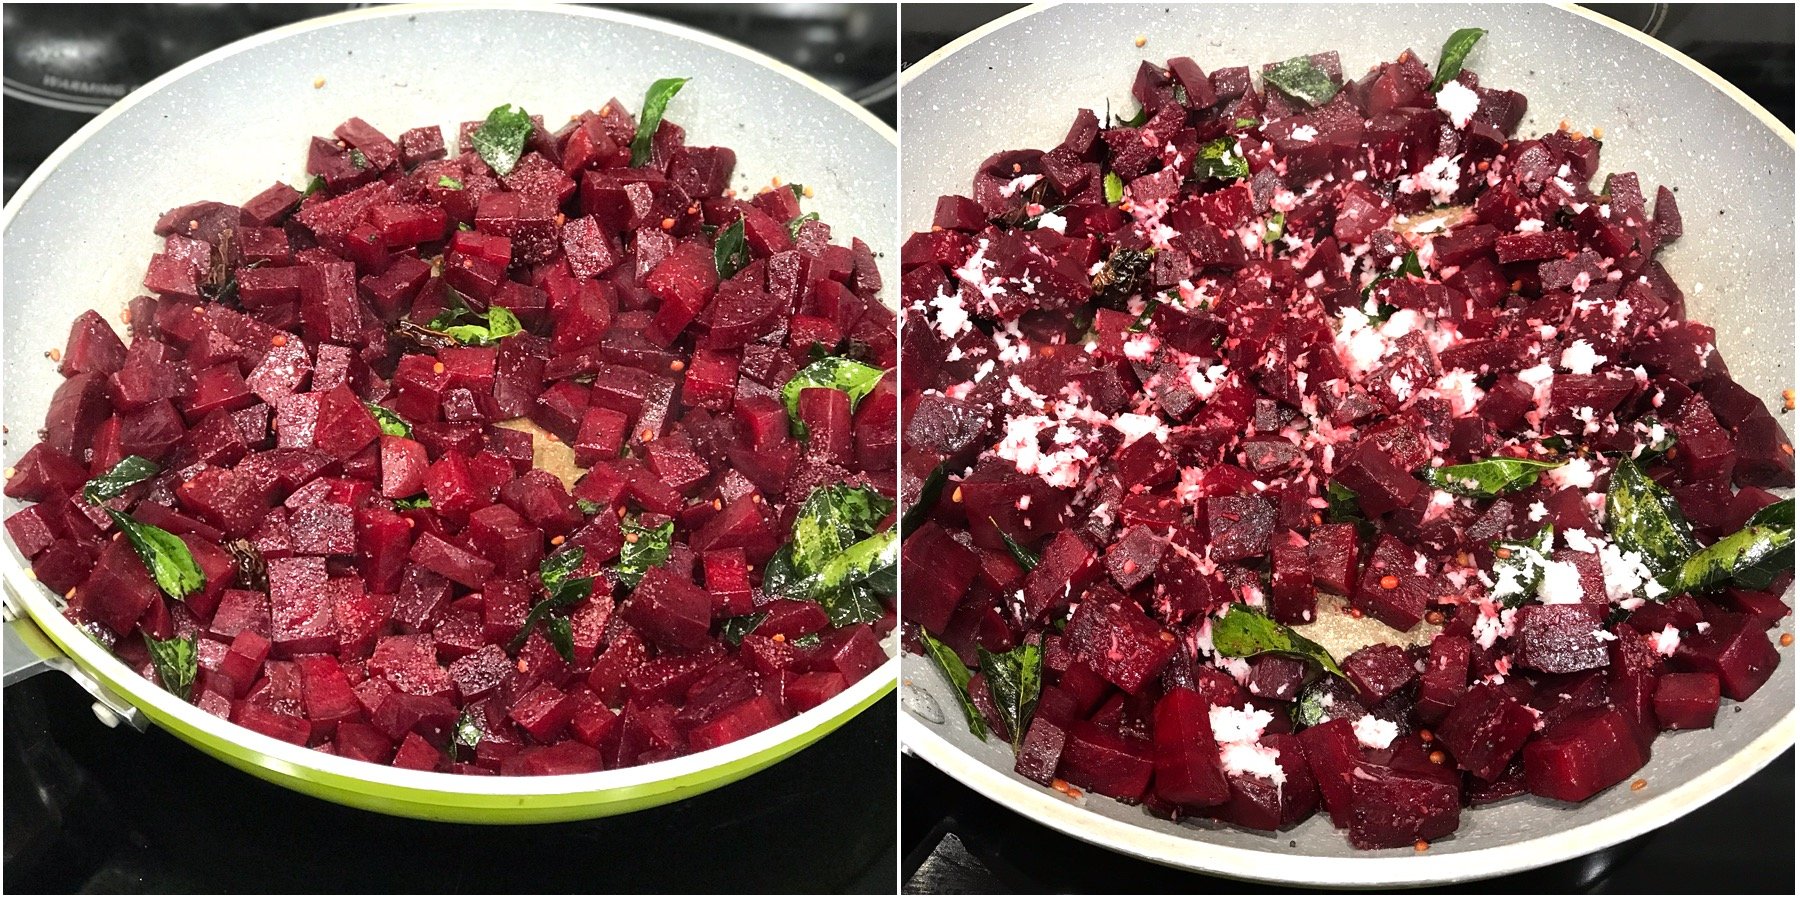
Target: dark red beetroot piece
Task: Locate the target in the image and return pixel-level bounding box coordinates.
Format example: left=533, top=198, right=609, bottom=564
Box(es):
left=6, top=96, right=896, bottom=776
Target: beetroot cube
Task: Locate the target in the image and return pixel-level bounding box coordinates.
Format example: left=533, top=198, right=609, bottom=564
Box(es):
left=1341, top=643, right=1415, bottom=704
left=783, top=671, right=849, bottom=713
left=1022, top=530, right=1100, bottom=623
left=645, top=241, right=720, bottom=345
left=1416, top=633, right=1471, bottom=724
left=1059, top=721, right=1153, bottom=802
left=573, top=405, right=631, bottom=468
left=1353, top=535, right=1433, bottom=630
left=501, top=741, right=603, bottom=775
left=1064, top=595, right=1178, bottom=694
left=1654, top=672, right=1720, bottom=730
left=688, top=693, right=787, bottom=750
left=72, top=541, right=158, bottom=636
left=423, top=452, right=482, bottom=522
left=1151, top=687, right=1230, bottom=807
left=295, top=653, right=360, bottom=727
left=404, top=531, right=494, bottom=590
left=623, top=567, right=713, bottom=651
left=1205, top=494, right=1276, bottom=562
left=509, top=683, right=578, bottom=742
left=448, top=644, right=511, bottom=701
left=231, top=699, right=310, bottom=745
left=1512, top=604, right=1610, bottom=673
left=901, top=522, right=978, bottom=634
left=1296, top=717, right=1361, bottom=828
left=218, top=630, right=271, bottom=693
left=683, top=348, right=739, bottom=412
left=368, top=633, right=454, bottom=698
left=803, top=625, right=887, bottom=684
left=1438, top=683, right=1537, bottom=781
left=702, top=548, right=754, bottom=617
left=465, top=503, right=543, bottom=574
left=269, top=556, right=335, bottom=655
left=1308, top=522, right=1359, bottom=595
left=379, top=435, right=429, bottom=499
left=289, top=502, right=356, bottom=556
left=1347, top=760, right=1462, bottom=850
left=1336, top=442, right=1423, bottom=517
left=1672, top=618, right=1781, bottom=701
left=1269, top=529, right=1315, bottom=625
left=570, top=695, right=622, bottom=747
left=1246, top=655, right=1308, bottom=701
left=1524, top=707, right=1649, bottom=802
left=1105, top=524, right=1168, bottom=592
left=210, top=589, right=271, bottom=640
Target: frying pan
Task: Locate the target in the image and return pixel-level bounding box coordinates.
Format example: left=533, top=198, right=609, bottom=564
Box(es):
left=1, top=2, right=898, bottom=824
left=899, top=2, right=1794, bottom=886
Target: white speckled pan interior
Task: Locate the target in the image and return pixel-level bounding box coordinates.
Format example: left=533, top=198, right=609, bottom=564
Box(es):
left=899, top=1, right=1794, bottom=886
left=1, top=3, right=897, bottom=820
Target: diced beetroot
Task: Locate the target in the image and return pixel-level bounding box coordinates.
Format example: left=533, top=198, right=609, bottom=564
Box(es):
left=623, top=567, right=714, bottom=651
left=1438, top=683, right=1538, bottom=781
left=1352, top=535, right=1432, bottom=630
left=1340, top=643, right=1415, bottom=704
left=1063, top=595, right=1178, bottom=694
left=1346, top=759, right=1461, bottom=850
left=1150, top=687, right=1230, bottom=807
left=1523, top=707, right=1649, bottom=802
left=1059, top=721, right=1154, bottom=802
left=1672, top=617, right=1781, bottom=701
left=688, top=693, right=787, bottom=750
left=1416, top=633, right=1471, bottom=724
left=1654, top=671, right=1720, bottom=730
left=1296, top=717, right=1361, bottom=828
left=1512, top=604, right=1610, bottom=673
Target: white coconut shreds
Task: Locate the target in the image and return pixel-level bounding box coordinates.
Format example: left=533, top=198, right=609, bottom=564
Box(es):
left=1436, top=80, right=1480, bottom=129
left=1654, top=624, right=1682, bottom=656
left=1545, top=457, right=1598, bottom=490
left=1537, top=559, right=1587, bottom=604
left=1353, top=715, right=1400, bottom=750
left=1210, top=704, right=1274, bottom=744
left=926, top=286, right=972, bottom=340
left=1036, top=210, right=1067, bottom=234
left=1219, top=740, right=1287, bottom=784
left=1559, top=339, right=1606, bottom=375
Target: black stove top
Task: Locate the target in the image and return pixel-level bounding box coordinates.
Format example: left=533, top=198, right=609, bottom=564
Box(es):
left=2, top=4, right=897, bottom=894
left=899, top=3, right=1795, bottom=894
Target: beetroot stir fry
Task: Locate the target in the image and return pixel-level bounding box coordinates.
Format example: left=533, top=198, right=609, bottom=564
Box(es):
left=5, top=81, right=899, bottom=775
left=900, top=31, right=1794, bottom=849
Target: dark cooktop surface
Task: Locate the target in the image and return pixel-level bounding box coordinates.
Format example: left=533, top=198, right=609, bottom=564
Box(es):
left=899, top=2, right=1795, bottom=894
left=2, top=4, right=896, bottom=894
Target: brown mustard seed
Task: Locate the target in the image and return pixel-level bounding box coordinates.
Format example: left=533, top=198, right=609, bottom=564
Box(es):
left=313, top=76, right=326, bottom=88
left=1133, top=35, right=1147, bottom=47
left=272, top=334, right=288, bottom=347
left=1380, top=574, right=1400, bottom=589
left=951, top=485, right=963, bottom=503
left=549, top=535, right=565, bottom=546
left=1630, top=778, right=1648, bottom=791
left=1426, top=610, right=1446, bottom=626
left=670, top=359, right=686, bottom=372
left=47, top=348, right=62, bottom=362
left=624, top=532, right=639, bottom=544
left=432, top=362, right=445, bottom=374
left=1781, top=633, right=1794, bottom=647
left=1414, top=840, right=1430, bottom=853
left=1429, top=750, right=1447, bottom=765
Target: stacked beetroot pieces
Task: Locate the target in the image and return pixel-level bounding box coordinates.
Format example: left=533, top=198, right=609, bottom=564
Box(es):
left=900, top=33, right=1793, bottom=850
left=4, top=88, right=897, bottom=775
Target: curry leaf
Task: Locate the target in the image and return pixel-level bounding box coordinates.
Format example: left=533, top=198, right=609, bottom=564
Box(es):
left=1431, top=27, right=1488, bottom=92
left=786, top=211, right=820, bottom=241
left=631, top=77, right=690, bottom=167
left=539, top=545, right=586, bottom=596
left=471, top=103, right=532, bottom=177
left=1605, top=456, right=1701, bottom=577
left=143, top=632, right=197, bottom=702
left=542, top=615, right=576, bottom=663
left=1103, top=171, right=1125, bottom=205
left=1666, top=500, right=1794, bottom=594
left=363, top=402, right=412, bottom=438
left=978, top=638, right=1042, bottom=749
left=781, top=356, right=886, bottom=439
left=792, top=484, right=895, bottom=574
left=1262, top=54, right=1340, bottom=107
left=991, top=519, right=1040, bottom=572
left=719, top=612, right=768, bottom=646
left=1262, top=211, right=1287, bottom=245
left=1211, top=603, right=1345, bottom=678
left=83, top=455, right=160, bottom=505
left=437, top=175, right=465, bottom=190
left=919, top=628, right=987, bottom=741
left=713, top=217, right=751, bottom=279
left=814, top=527, right=896, bottom=626
left=615, top=518, right=675, bottom=588
left=106, top=509, right=204, bottom=599
left=1193, top=136, right=1250, bottom=181
left=450, top=708, right=484, bottom=760
left=1424, top=457, right=1563, bottom=498
left=902, top=463, right=950, bottom=539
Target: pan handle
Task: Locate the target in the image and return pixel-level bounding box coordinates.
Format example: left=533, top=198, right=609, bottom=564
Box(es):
left=4, top=586, right=148, bottom=731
